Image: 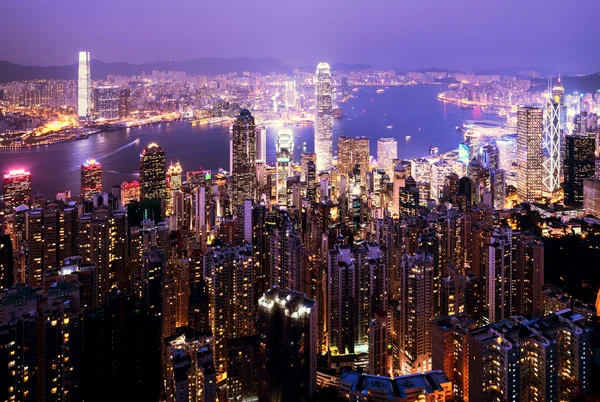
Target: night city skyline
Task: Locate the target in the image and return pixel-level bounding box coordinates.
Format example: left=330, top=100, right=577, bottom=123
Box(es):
left=2, top=1, right=600, bottom=402
left=2, top=0, right=600, bottom=72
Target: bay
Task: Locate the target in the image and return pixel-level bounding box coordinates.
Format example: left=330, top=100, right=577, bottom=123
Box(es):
left=0, top=84, right=503, bottom=197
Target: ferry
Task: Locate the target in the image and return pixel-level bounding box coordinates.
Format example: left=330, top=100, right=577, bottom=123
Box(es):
left=376, top=89, right=384, bottom=94
left=386, top=125, right=393, bottom=129
left=405, top=135, right=411, bottom=140
left=352, top=88, right=359, bottom=93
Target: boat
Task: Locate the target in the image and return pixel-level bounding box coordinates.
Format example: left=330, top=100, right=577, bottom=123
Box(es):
left=405, top=136, right=411, bottom=140
left=333, top=108, right=345, bottom=119
left=386, top=125, right=393, bottom=129
left=352, top=88, right=359, bottom=92
left=461, top=103, right=475, bottom=110
left=376, top=89, right=384, bottom=94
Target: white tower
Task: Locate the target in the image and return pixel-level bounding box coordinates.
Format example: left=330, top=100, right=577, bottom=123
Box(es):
left=77, top=51, right=91, bottom=119
left=314, top=62, right=333, bottom=171
left=542, top=98, right=561, bottom=193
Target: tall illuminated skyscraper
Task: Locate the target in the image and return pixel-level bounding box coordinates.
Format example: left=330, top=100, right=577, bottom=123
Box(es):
left=314, top=62, right=333, bottom=171
left=77, top=51, right=91, bottom=119
left=517, top=106, right=543, bottom=202
left=81, top=158, right=102, bottom=200
left=3, top=169, right=32, bottom=217
left=230, top=109, right=257, bottom=210
left=377, top=137, right=398, bottom=178
left=552, top=78, right=566, bottom=134
left=276, top=128, right=293, bottom=205
left=139, top=143, right=166, bottom=201
left=165, top=162, right=182, bottom=217
left=285, top=80, right=297, bottom=108
left=542, top=99, right=561, bottom=193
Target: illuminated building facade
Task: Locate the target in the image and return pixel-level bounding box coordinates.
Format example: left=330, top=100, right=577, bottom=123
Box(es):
left=315, top=62, right=333, bottom=171
left=517, top=106, right=543, bottom=202
left=77, top=206, right=127, bottom=305
left=564, top=133, right=595, bottom=205
left=257, top=288, right=317, bottom=402
left=230, top=109, right=257, bottom=210
left=285, top=80, right=296, bottom=108
left=166, top=162, right=182, bottom=217
left=337, top=136, right=370, bottom=181
left=120, top=180, right=141, bottom=206
left=398, top=250, right=434, bottom=374
left=81, top=158, right=102, bottom=200
left=118, top=88, right=131, bottom=119
left=204, top=244, right=255, bottom=378
left=338, top=370, right=452, bottom=401
left=163, top=330, right=216, bottom=402
left=542, top=99, right=561, bottom=193
left=140, top=143, right=166, bottom=201
left=377, top=137, right=398, bottom=179
left=77, top=51, right=91, bottom=119
left=93, top=85, right=120, bottom=120
left=3, top=169, right=32, bottom=218
left=276, top=128, right=293, bottom=205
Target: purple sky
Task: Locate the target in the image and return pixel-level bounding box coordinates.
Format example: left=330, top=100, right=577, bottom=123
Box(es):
left=2, top=0, right=599, bottom=72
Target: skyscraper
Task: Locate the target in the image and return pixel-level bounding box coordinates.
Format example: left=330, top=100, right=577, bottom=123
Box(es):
left=257, top=288, right=317, bottom=402
left=542, top=98, right=561, bottom=193
left=276, top=128, right=293, bottom=205
left=93, top=85, right=120, bottom=120
left=81, top=158, right=102, bottom=200
left=564, top=133, right=595, bottom=205
left=517, top=106, right=543, bottom=202
left=230, top=109, right=257, bottom=210
left=3, top=169, right=32, bottom=217
left=398, top=250, right=434, bottom=374
left=337, top=136, right=370, bottom=181
left=377, top=137, right=398, bottom=179
left=139, top=143, right=166, bottom=201
left=204, top=243, right=255, bottom=377
left=314, top=62, right=333, bottom=171
left=77, top=51, right=91, bottom=119
left=118, top=88, right=131, bottom=119
left=285, top=80, right=297, bottom=108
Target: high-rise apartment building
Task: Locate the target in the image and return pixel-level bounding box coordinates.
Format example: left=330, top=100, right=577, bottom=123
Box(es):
left=204, top=243, right=255, bottom=377
left=140, top=143, right=166, bottom=201
left=163, top=330, right=216, bottom=402
left=78, top=206, right=128, bottom=305
left=276, top=128, right=293, bottom=205
left=398, top=250, right=434, bottom=374
left=93, top=85, right=119, bottom=120
left=564, top=132, right=595, bottom=205
left=257, top=288, right=317, bottom=402
left=314, top=62, right=333, bottom=171
left=230, top=109, right=257, bottom=210
left=24, top=203, right=78, bottom=287
left=517, top=106, right=544, bottom=202
left=368, top=309, right=388, bottom=376
left=377, top=137, right=398, bottom=179
left=78, top=51, right=91, bottom=118
left=118, top=87, right=131, bottom=119
left=337, top=136, right=370, bottom=181
left=81, top=158, right=102, bottom=200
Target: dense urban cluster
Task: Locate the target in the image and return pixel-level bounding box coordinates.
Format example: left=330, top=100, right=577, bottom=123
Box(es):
left=1, top=55, right=600, bottom=402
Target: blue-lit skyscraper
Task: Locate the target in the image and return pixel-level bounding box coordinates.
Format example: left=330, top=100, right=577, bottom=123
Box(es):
left=77, top=51, right=91, bottom=119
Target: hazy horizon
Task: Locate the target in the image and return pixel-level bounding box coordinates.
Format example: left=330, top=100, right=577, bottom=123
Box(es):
left=2, top=0, right=600, bottom=73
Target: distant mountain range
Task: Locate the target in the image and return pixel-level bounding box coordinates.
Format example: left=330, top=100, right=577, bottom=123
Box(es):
left=1, top=58, right=599, bottom=93
left=0, top=57, right=293, bottom=82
